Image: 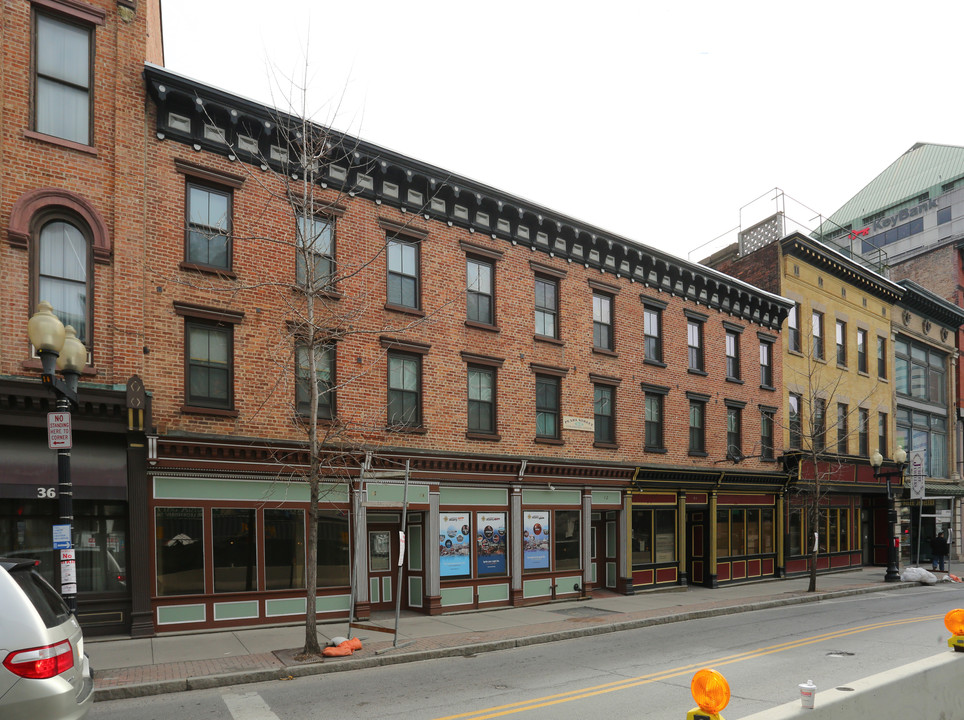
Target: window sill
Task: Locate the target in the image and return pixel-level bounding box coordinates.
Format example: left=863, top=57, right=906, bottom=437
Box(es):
left=181, top=404, right=238, bottom=417
left=534, top=436, right=564, bottom=445
left=856, top=370, right=869, bottom=378
left=687, top=368, right=708, bottom=377
left=787, top=349, right=804, bottom=357
left=295, top=413, right=335, bottom=424
left=760, top=384, right=776, bottom=392
left=643, top=358, right=666, bottom=369
left=592, top=347, right=618, bottom=358
left=386, top=425, right=428, bottom=434
left=645, top=446, right=668, bottom=454
left=179, top=261, right=237, bottom=279
left=465, top=320, right=500, bottom=333
left=534, top=334, right=564, bottom=346
left=725, top=376, right=744, bottom=385
left=21, top=358, right=98, bottom=378
left=466, top=431, right=501, bottom=442
left=593, top=441, right=619, bottom=450
left=384, top=303, right=425, bottom=317
left=836, top=363, right=849, bottom=371
left=23, top=129, right=97, bottom=156
left=688, top=450, right=708, bottom=457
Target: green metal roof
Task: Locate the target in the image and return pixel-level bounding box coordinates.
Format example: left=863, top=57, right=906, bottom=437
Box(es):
left=821, top=143, right=964, bottom=233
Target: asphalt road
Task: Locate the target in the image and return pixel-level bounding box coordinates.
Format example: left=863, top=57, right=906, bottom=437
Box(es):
left=89, top=583, right=964, bottom=720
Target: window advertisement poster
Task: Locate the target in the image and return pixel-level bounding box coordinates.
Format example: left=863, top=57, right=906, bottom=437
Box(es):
left=523, top=511, right=550, bottom=570
left=476, top=512, right=507, bottom=575
left=439, top=513, right=471, bottom=577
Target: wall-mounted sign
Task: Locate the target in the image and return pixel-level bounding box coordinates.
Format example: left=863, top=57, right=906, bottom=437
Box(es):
left=563, top=416, right=594, bottom=432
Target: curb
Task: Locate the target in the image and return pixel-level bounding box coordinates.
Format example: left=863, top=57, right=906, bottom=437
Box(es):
left=92, top=581, right=918, bottom=702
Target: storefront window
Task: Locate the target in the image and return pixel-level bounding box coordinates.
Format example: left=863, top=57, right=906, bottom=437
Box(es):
left=318, top=511, right=350, bottom=586
left=788, top=508, right=803, bottom=556
left=156, top=507, right=204, bottom=596
left=74, top=502, right=127, bottom=593
left=213, top=508, right=257, bottom=593
left=730, top=509, right=745, bottom=556
left=827, top=509, right=839, bottom=553
left=440, top=512, right=471, bottom=578
left=716, top=509, right=729, bottom=558
left=761, top=509, right=774, bottom=553
left=631, top=508, right=652, bottom=565
left=368, top=530, right=390, bottom=572
left=555, top=510, right=580, bottom=571
left=654, top=509, right=675, bottom=563
left=523, top=511, right=550, bottom=571
left=746, top=508, right=760, bottom=554
left=264, top=509, right=304, bottom=590
left=476, top=512, right=507, bottom=576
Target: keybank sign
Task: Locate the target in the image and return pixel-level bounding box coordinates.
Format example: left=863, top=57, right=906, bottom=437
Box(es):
left=870, top=198, right=938, bottom=231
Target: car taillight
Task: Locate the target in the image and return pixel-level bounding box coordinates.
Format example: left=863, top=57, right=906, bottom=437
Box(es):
left=3, top=640, right=74, bottom=679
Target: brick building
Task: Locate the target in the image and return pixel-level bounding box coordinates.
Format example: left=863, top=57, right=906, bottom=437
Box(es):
left=706, top=222, right=910, bottom=576
left=1, top=0, right=791, bottom=635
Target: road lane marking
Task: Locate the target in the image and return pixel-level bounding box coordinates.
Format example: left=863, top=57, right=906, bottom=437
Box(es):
left=435, top=613, right=944, bottom=720
left=222, top=690, right=282, bottom=720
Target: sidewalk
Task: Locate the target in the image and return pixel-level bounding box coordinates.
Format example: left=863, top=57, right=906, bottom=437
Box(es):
left=88, top=568, right=925, bottom=701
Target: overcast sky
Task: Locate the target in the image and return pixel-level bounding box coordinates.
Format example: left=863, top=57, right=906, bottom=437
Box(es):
left=160, top=0, right=964, bottom=263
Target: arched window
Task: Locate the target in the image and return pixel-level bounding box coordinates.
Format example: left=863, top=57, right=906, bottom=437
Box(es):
left=36, top=217, right=90, bottom=345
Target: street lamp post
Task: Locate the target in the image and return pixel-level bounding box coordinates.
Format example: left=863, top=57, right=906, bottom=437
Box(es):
left=870, top=446, right=907, bottom=583
left=27, top=301, right=88, bottom=613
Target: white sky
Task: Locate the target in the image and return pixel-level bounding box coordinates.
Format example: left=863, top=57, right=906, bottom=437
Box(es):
left=160, top=0, right=964, bottom=263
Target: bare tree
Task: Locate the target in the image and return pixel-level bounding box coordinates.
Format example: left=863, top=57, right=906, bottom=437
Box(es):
left=161, top=58, right=453, bottom=657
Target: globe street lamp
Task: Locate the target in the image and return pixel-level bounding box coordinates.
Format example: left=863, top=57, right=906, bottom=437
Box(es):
left=27, top=301, right=88, bottom=613
left=870, top=446, right=907, bottom=583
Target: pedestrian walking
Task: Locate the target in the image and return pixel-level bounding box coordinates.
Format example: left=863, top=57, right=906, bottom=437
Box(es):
left=931, top=532, right=949, bottom=572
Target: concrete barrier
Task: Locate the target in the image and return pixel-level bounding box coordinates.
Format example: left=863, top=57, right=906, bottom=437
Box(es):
left=741, top=650, right=963, bottom=719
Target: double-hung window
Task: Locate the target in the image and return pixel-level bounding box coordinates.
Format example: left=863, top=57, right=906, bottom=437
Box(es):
left=877, top=337, right=887, bottom=379
left=725, top=329, right=740, bottom=380
left=387, top=352, right=421, bottom=427
left=186, top=320, right=233, bottom=410
left=686, top=315, right=705, bottom=373
left=466, top=258, right=494, bottom=325
left=687, top=394, right=708, bottom=454
left=38, top=218, right=90, bottom=345
left=836, top=403, right=848, bottom=455
left=643, top=301, right=664, bottom=364
left=467, top=365, right=496, bottom=435
left=787, top=303, right=801, bottom=352
left=759, top=339, right=773, bottom=388
left=295, top=342, right=335, bottom=419
left=858, top=408, right=869, bottom=457
left=387, top=239, right=419, bottom=309
left=593, top=383, right=615, bottom=445
left=643, top=384, right=667, bottom=452
left=534, top=277, right=558, bottom=339
left=835, top=320, right=847, bottom=366
left=726, top=403, right=743, bottom=459
left=760, top=408, right=775, bottom=460
left=592, top=293, right=613, bottom=351
left=814, top=398, right=827, bottom=453
left=856, top=329, right=868, bottom=373
left=187, top=182, right=232, bottom=269
left=535, top=374, right=560, bottom=439
left=34, top=11, right=95, bottom=145
left=878, top=412, right=888, bottom=457
left=812, top=311, right=824, bottom=360
left=788, top=393, right=802, bottom=449
left=296, top=216, right=334, bottom=290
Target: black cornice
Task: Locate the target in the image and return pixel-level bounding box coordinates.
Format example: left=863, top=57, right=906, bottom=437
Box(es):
left=144, top=64, right=792, bottom=330
left=897, top=279, right=964, bottom=329
left=781, top=233, right=903, bottom=303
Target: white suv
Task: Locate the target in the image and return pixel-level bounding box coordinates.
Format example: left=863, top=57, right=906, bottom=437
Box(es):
left=0, top=557, right=93, bottom=720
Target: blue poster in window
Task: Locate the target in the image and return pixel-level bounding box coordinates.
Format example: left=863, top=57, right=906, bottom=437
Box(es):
left=523, top=511, right=550, bottom=570
left=476, top=512, right=507, bottom=575
left=439, top=513, right=471, bottom=577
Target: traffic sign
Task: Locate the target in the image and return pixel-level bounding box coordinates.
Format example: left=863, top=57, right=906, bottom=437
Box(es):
left=52, top=524, right=71, bottom=550
left=910, top=450, right=926, bottom=499
left=47, top=412, right=72, bottom=449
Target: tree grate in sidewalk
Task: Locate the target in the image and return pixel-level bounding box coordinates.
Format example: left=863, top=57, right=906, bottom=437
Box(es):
left=549, top=606, right=618, bottom=618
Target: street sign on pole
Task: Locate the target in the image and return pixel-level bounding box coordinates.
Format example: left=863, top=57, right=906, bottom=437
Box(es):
left=910, top=450, right=926, bottom=499
left=46, top=411, right=72, bottom=450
